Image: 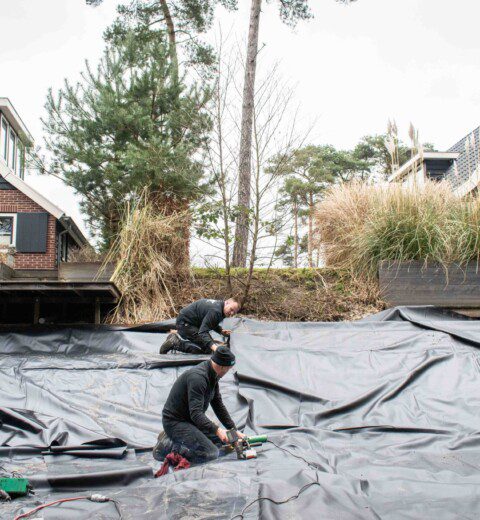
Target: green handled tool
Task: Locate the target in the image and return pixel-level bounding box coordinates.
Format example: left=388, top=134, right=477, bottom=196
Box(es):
left=246, top=434, right=268, bottom=445
left=226, top=430, right=268, bottom=460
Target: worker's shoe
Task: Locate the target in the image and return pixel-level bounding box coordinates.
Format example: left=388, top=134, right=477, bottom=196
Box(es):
left=160, top=332, right=181, bottom=354
left=153, top=431, right=190, bottom=461
left=153, top=431, right=174, bottom=461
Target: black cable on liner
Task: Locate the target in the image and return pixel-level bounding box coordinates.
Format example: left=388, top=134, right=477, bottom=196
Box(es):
left=266, top=439, right=322, bottom=470
left=230, top=481, right=321, bottom=520
left=230, top=438, right=322, bottom=520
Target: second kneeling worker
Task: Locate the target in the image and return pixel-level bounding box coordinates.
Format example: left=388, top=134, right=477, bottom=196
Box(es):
left=160, top=298, right=240, bottom=354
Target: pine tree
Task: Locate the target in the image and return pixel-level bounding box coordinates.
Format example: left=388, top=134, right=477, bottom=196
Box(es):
left=43, top=31, right=211, bottom=249
left=275, top=177, right=307, bottom=268
left=268, top=145, right=344, bottom=267
left=89, top=0, right=238, bottom=76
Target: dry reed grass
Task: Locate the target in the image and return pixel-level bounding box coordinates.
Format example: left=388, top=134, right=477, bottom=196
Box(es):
left=316, top=180, right=480, bottom=276
left=103, top=196, right=191, bottom=324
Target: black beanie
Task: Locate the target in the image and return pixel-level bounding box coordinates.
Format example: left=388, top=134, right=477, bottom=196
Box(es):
left=212, top=346, right=236, bottom=366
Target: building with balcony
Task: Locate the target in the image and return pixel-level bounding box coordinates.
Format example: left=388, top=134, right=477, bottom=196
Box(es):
left=388, top=127, right=480, bottom=197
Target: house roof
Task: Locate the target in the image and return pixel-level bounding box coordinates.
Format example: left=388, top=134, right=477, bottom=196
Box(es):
left=444, top=125, right=480, bottom=192
left=0, top=166, right=89, bottom=247
left=0, top=97, right=34, bottom=144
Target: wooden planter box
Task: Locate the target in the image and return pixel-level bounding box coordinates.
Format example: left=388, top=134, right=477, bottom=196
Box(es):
left=59, top=262, right=115, bottom=282
left=379, top=260, right=480, bottom=308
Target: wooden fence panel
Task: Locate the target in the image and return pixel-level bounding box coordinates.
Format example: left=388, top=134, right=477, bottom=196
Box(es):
left=379, top=261, right=480, bottom=307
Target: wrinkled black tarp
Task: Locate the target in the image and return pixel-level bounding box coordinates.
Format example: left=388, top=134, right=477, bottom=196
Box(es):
left=2, top=306, right=480, bottom=519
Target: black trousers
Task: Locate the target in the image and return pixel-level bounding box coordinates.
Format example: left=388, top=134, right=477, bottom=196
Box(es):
left=175, top=320, right=213, bottom=354
left=160, top=418, right=222, bottom=463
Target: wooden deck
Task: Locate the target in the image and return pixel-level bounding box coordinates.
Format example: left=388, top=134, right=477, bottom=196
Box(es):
left=0, top=280, right=120, bottom=301
left=0, top=280, right=121, bottom=324
left=0, top=261, right=120, bottom=325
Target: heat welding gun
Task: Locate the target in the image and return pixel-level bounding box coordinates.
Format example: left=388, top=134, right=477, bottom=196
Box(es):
left=225, top=430, right=267, bottom=460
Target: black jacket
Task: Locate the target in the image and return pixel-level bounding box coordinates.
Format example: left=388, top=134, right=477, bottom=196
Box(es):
left=177, top=299, right=225, bottom=348
left=162, top=360, right=236, bottom=435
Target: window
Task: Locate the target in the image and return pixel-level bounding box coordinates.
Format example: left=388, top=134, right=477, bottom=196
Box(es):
left=8, top=130, right=16, bottom=169
left=0, top=119, right=7, bottom=162
left=16, top=141, right=24, bottom=178
left=0, top=215, right=15, bottom=247
left=0, top=115, right=24, bottom=176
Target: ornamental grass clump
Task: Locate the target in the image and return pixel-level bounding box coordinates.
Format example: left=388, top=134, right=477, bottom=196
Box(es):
left=103, top=196, right=191, bottom=324
left=316, top=181, right=480, bottom=276
left=446, top=195, right=480, bottom=267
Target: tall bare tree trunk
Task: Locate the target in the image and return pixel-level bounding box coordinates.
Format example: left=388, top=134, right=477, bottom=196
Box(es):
left=293, top=201, right=298, bottom=268
left=242, top=116, right=262, bottom=306
left=159, top=0, right=179, bottom=82
left=242, top=195, right=260, bottom=306
left=232, top=0, right=262, bottom=268
left=215, top=78, right=233, bottom=293
left=308, top=192, right=314, bottom=268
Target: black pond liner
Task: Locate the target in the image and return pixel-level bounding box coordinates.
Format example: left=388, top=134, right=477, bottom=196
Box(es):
left=2, top=306, right=480, bottom=519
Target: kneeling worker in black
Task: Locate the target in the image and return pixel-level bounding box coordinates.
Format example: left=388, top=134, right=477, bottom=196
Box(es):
left=160, top=298, right=240, bottom=354
left=153, top=346, right=244, bottom=463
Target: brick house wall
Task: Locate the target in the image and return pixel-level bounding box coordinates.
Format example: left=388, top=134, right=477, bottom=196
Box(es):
left=0, top=188, right=57, bottom=270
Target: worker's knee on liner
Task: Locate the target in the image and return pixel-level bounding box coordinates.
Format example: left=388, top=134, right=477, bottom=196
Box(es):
left=194, top=444, right=219, bottom=463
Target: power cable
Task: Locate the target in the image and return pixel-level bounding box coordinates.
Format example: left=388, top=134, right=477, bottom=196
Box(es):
left=230, top=438, right=322, bottom=520
left=14, top=494, right=123, bottom=520
left=230, top=481, right=321, bottom=520
left=266, top=439, right=322, bottom=470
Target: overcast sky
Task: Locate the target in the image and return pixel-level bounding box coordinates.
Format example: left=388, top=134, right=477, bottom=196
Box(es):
left=2, top=0, right=480, bottom=243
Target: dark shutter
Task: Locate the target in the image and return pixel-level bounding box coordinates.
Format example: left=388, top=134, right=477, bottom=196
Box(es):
left=0, top=176, right=14, bottom=190
left=16, top=213, right=49, bottom=253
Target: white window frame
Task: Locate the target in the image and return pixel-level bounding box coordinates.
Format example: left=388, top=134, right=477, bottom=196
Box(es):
left=0, top=213, right=17, bottom=250
left=13, top=137, right=25, bottom=180
left=0, top=113, right=23, bottom=177
left=8, top=129, right=16, bottom=170
left=15, top=137, right=22, bottom=177
left=0, top=115, right=8, bottom=165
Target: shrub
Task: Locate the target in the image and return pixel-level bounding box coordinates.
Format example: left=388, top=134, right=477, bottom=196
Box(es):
left=315, top=181, right=480, bottom=276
